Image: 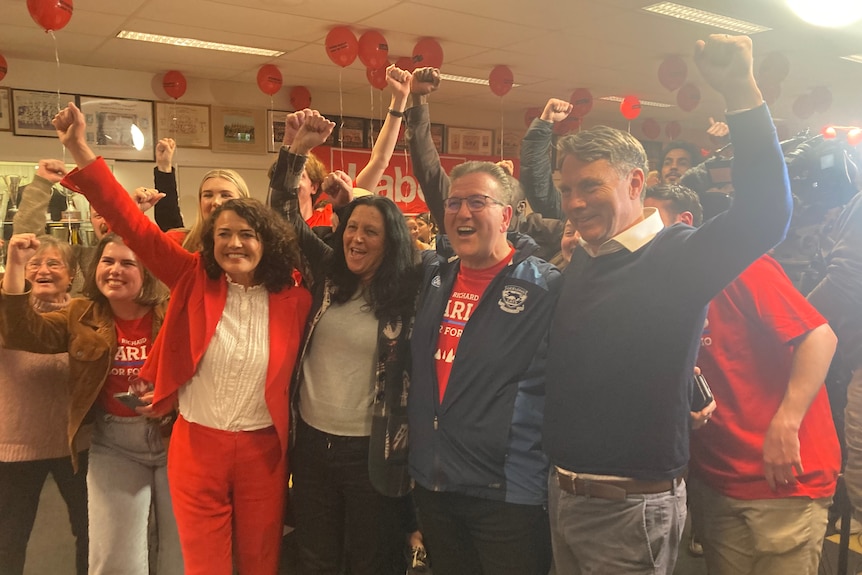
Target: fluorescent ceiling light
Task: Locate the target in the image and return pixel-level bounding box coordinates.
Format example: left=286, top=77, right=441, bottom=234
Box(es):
left=439, top=73, right=521, bottom=88
left=642, top=2, right=771, bottom=34
left=786, top=0, right=862, bottom=28
left=840, top=54, right=862, bottom=64
left=599, top=96, right=674, bottom=108
left=116, top=31, right=285, bottom=57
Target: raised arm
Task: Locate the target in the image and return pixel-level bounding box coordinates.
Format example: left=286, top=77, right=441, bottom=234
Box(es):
left=670, top=35, right=792, bottom=301
left=404, top=67, right=447, bottom=226
left=153, top=138, right=185, bottom=231
left=268, top=110, right=337, bottom=282
left=519, top=98, right=571, bottom=220
left=0, top=234, right=72, bottom=355
left=13, top=160, right=67, bottom=235
left=355, top=65, right=411, bottom=190
left=52, top=103, right=195, bottom=287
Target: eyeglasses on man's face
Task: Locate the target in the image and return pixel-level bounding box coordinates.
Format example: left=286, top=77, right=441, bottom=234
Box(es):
left=444, top=194, right=505, bottom=214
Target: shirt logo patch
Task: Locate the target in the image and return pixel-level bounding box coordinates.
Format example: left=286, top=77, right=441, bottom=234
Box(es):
left=431, top=275, right=442, bottom=288
left=498, top=285, right=528, bottom=314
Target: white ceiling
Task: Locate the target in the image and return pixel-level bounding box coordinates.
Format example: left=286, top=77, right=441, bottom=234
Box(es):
left=2, top=0, right=862, bottom=138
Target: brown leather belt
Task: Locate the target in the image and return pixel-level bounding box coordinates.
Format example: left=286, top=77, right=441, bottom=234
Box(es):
left=556, top=472, right=682, bottom=502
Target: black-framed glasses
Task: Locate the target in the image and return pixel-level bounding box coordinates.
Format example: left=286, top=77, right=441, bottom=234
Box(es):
left=444, top=194, right=505, bottom=213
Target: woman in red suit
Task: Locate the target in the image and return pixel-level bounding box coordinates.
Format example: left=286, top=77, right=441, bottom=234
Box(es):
left=53, top=102, right=312, bottom=575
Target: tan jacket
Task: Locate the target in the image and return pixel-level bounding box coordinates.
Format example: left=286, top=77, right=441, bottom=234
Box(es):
left=0, top=285, right=165, bottom=470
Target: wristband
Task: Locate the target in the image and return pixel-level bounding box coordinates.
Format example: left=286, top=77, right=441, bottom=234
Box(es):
left=388, top=108, right=405, bottom=118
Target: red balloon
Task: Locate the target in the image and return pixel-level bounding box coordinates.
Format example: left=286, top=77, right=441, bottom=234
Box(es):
left=569, top=88, right=593, bottom=118
left=676, top=83, right=700, bottom=112
left=412, top=37, right=443, bottom=69
left=642, top=118, right=661, bottom=140
left=27, top=0, right=73, bottom=32
left=793, top=94, right=815, bottom=120
left=488, top=65, right=514, bottom=97
left=657, top=55, right=687, bottom=92
left=366, top=66, right=388, bottom=90
left=257, top=64, right=282, bottom=96
left=553, top=116, right=581, bottom=136
left=821, top=126, right=837, bottom=139
left=758, top=52, right=790, bottom=85
left=759, top=80, right=781, bottom=106
left=811, top=86, right=832, bottom=114
left=162, top=70, right=187, bottom=100
left=290, top=86, right=311, bottom=110
left=524, top=107, right=541, bottom=128
left=620, top=95, right=641, bottom=120
left=358, top=30, right=389, bottom=69
left=0, top=54, right=7, bottom=82
left=395, top=56, right=415, bottom=73
left=325, top=26, right=358, bottom=68
left=665, top=121, right=681, bottom=140
left=848, top=128, right=862, bottom=147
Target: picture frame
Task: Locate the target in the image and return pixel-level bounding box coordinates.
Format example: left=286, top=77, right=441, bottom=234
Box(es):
left=155, top=102, right=211, bottom=149
left=498, top=130, right=523, bottom=159
left=335, top=116, right=368, bottom=149
left=12, top=89, right=78, bottom=137
left=79, top=96, right=155, bottom=161
left=0, top=88, right=10, bottom=132
left=366, top=120, right=444, bottom=154
left=447, top=126, right=494, bottom=156
left=211, top=106, right=267, bottom=155
left=267, top=109, right=289, bottom=153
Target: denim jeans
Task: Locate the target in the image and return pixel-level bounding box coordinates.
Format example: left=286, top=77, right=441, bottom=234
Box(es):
left=548, top=470, right=686, bottom=575
left=0, top=453, right=89, bottom=575
left=291, top=417, right=405, bottom=575
left=87, top=413, right=182, bottom=575
left=412, top=484, right=552, bottom=575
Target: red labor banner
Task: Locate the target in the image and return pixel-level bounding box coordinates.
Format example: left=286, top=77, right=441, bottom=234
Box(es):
left=316, top=146, right=519, bottom=215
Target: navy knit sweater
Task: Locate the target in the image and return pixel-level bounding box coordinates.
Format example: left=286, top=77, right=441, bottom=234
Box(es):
left=544, top=103, right=793, bottom=480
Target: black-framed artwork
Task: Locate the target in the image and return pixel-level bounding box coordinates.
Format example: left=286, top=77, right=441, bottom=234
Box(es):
left=12, top=89, right=78, bottom=137
left=79, top=95, right=155, bottom=161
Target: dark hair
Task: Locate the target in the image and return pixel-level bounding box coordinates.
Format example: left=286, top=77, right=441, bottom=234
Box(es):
left=201, top=198, right=301, bottom=293
left=328, top=195, right=419, bottom=318
left=660, top=140, right=702, bottom=172
left=82, top=233, right=169, bottom=307
left=645, top=184, right=704, bottom=226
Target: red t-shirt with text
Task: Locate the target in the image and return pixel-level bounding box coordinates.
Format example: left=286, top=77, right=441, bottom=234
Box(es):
left=99, top=312, right=154, bottom=417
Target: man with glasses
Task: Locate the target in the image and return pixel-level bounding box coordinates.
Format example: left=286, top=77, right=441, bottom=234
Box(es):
left=408, top=161, right=561, bottom=575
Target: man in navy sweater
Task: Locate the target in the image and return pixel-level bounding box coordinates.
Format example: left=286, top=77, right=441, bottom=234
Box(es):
left=544, top=34, right=792, bottom=574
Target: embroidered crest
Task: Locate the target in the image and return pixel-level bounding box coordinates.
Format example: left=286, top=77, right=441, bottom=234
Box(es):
left=431, top=275, right=442, bottom=288
left=498, top=285, right=528, bottom=314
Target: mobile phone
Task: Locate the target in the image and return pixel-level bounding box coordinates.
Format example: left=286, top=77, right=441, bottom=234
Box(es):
left=113, top=392, right=147, bottom=410
left=691, top=373, right=714, bottom=412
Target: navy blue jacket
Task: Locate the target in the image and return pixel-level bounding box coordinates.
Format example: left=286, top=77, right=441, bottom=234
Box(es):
left=408, top=233, right=561, bottom=505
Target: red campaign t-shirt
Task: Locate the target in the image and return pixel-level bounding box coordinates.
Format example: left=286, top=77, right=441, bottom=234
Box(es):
left=306, top=203, right=333, bottom=228
left=435, top=248, right=514, bottom=403
left=689, top=255, right=840, bottom=500
left=98, top=312, right=154, bottom=417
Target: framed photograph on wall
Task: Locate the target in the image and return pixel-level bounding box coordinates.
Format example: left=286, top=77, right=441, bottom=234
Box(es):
left=155, top=102, right=211, bottom=149
left=211, top=106, right=267, bottom=155
left=447, top=126, right=494, bottom=156
left=336, top=116, right=368, bottom=149
left=12, top=89, right=78, bottom=137
left=498, top=130, right=523, bottom=159
left=79, top=96, right=155, bottom=161
left=366, top=120, right=444, bottom=153
left=0, top=88, right=11, bottom=132
left=267, top=109, right=289, bottom=153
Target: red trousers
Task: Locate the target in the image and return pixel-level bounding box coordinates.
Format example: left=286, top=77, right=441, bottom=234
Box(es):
left=168, top=416, right=286, bottom=575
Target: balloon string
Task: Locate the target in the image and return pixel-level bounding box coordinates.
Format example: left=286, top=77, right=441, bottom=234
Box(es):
left=500, top=97, right=504, bottom=162
left=50, top=30, right=66, bottom=164
left=368, top=85, right=375, bottom=148
left=338, top=69, right=345, bottom=170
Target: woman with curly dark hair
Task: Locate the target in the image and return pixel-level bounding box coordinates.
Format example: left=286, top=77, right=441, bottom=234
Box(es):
left=269, top=109, right=421, bottom=575
left=52, top=102, right=312, bottom=575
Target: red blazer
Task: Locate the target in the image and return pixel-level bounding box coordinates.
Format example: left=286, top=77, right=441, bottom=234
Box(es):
left=63, top=159, right=311, bottom=456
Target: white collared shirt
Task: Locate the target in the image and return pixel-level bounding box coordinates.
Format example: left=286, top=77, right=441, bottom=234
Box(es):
left=579, top=207, right=665, bottom=258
